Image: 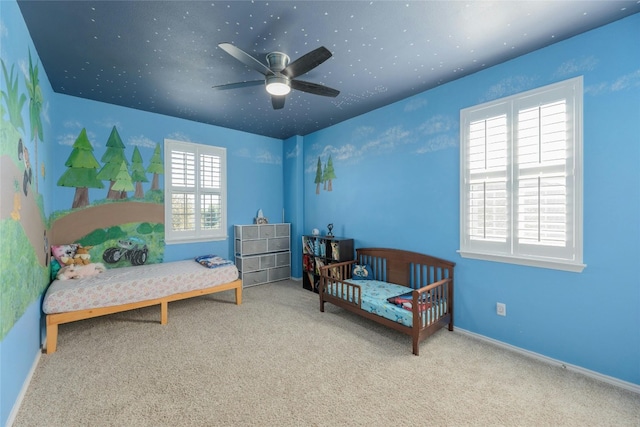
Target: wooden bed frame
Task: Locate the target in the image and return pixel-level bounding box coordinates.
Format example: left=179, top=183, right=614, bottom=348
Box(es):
left=319, top=248, right=455, bottom=355
left=45, top=279, right=242, bottom=354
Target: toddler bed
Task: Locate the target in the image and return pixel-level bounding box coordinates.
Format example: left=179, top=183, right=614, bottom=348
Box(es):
left=319, top=248, right=454, bottom=355
left=43, top=259, right=242, bottom=354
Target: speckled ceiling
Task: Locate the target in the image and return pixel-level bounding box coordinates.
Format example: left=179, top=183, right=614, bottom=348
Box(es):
left=17, top=1, right=640, bottom=139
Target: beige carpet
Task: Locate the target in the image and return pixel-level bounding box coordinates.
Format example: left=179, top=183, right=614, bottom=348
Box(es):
left=14, top=280, right=640, bottom=426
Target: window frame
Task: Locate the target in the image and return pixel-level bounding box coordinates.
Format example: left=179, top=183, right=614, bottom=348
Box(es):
left=164, top=139, right=228, bottom=244
left=459, top=76, right=585, bottom=272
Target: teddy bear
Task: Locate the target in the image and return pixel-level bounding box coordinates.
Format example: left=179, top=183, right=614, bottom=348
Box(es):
left=57, top=262, right=106, bottom=280
left=72, top=245, right=93, bottom=265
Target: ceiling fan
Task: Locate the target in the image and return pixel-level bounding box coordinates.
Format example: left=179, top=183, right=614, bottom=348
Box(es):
left=213, top=43, right=340, bottom=109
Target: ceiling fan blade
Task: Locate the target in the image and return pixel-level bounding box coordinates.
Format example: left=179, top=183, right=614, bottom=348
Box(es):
left=271, top=96, right=285, bottom=110
left=290, top=80, right=340, bottom=97
left=282, top=46, right=332, bottom=78
left=218, top=43, right=274, bottom=76
left=212, top=80, right=264, bottom=91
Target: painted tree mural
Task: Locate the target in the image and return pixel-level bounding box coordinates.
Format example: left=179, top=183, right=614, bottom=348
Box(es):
left=97, top=126, right=129, bottom=199
left=147, top=143, right=163, bottom=191
left=314, top=156, right=323, bottom=194
left=1, top=59, right=27, bottom=132
left=130, top=146, right=149, bottom=198
left=57, top=128, right=104, bottom=209
left=111, top=159, right=135, bottom=197
left=314, top=155, right=337, bottom=194
left=323, top=155, right=336, bottom=191
left=25, top=50, right=44, bottom=193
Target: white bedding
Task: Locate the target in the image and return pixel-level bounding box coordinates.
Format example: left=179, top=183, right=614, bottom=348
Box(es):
left=43, top=260, right=239, bottom=314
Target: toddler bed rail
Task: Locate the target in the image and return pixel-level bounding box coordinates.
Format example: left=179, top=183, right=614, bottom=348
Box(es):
left=319, top=248, right=454, bottom=355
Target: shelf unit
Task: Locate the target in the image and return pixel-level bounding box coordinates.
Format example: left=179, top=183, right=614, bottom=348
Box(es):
left=235, top=223, right=290, bottom=287
left=302, top=235, right=354, bottom=292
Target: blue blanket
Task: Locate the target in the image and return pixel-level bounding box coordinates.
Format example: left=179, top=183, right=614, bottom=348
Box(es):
left=195, top=255, right=234, bottom=269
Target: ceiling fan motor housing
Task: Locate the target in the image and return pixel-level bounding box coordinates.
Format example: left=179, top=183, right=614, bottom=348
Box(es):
left=266, top=52, right=290, bottom=72
left=265, top=52, right=291, bottom=95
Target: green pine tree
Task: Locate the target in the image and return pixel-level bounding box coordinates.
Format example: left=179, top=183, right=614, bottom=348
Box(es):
left=97, top=126, right=129, bottom=199
left=111, top=160, right=135, bottom=198
left=323, top=155, right=336, bottom=191
left=314, top=156, right=323, bottom=195
left=146, top=143, right=164, bottom=190
left=57, top=128, right=104, bottom=209
left=130, top=146, right=149, bottom=198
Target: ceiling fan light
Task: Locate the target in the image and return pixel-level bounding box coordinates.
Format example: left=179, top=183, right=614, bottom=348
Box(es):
left=265, top=75, right=291, bottom=96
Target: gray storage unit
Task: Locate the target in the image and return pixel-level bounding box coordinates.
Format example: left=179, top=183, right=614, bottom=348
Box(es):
left=235, top=223, right=291, bottom=287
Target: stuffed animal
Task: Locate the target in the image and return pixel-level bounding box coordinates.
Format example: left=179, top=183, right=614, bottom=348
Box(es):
left=51, top=244, right=78, bottom=266
left=57, top=262, right=106, bottom=280
left=72, top=245, right=93, bottom=265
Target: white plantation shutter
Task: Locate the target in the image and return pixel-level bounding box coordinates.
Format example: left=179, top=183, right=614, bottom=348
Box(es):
left=165, top=139, right=227, bottom=243
left=515, top=99, right=572, bottom=259
left=467, top=114, right=508, bottom=246
left=170, top=150, right=196, bottom=232
left=462, top=103, right=511, bottom=256
left=199, top=153, right=223, bottom=231
left=460, top=77, right=584, bottom=272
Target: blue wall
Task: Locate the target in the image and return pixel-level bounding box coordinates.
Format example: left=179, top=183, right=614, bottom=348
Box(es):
left=2, top=3, right=639, bottom=424
left=283, top=135, right=304, bottom=278
left=300, top=14, right=640, bottom=385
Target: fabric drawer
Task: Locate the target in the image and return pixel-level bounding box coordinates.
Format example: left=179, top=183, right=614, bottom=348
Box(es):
left=267, top=237, right=289, bottom=252
left=242, top=270, right=268, bottom=287
left=259, top=224, right=276, bottom=238
left=276, top=224, right=290, bottom=237
left=269, top=266, right=290, bottom=281
left=236, top=239, right=268, bottom=255
left=236, top=256, right=260, bottom=272
left=276, top=252, right=289, bottom=267
left=260, top=254, right=276, bottom=268
left=235, top=225, right=259, bottom=240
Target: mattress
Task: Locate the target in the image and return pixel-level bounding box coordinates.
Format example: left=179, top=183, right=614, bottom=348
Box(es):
left=326, top=279, right=447, bottom=328
left=43, top=260, right=239, bottom=314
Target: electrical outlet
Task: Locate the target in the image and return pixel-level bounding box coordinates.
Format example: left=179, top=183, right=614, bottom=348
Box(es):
left=496, top=302, right=506, bottom=316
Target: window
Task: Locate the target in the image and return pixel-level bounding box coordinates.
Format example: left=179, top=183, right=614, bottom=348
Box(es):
left=459, top=77, right=585, bottom=272
left=164, top=139, right=227, bottom=244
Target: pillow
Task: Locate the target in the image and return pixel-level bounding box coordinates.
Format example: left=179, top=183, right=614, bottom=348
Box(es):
left=387, top=292, right=431, bottom=312
left=351, top=264, right=373, bottom=280
left=51, top=244, right=78, bottom=266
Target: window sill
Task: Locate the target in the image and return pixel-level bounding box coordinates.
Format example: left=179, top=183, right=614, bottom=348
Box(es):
left=165, top=235, right=228, bottom=245
left=458, top=250, right=586, bottom=273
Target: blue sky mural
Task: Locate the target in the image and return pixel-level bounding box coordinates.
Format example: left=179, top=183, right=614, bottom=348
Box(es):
left=50, top=95, right=284, bottom=214
left=2, top=4, right=639, bottom=425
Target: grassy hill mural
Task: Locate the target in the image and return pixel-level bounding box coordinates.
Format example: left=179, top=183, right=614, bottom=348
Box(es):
left=0, top=53, right=49, bottom=340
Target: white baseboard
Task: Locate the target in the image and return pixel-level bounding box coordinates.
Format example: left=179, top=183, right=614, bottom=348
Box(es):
left=455, top=328, right=640, bottom=395
left=6, top=350, right=41, bottom=427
